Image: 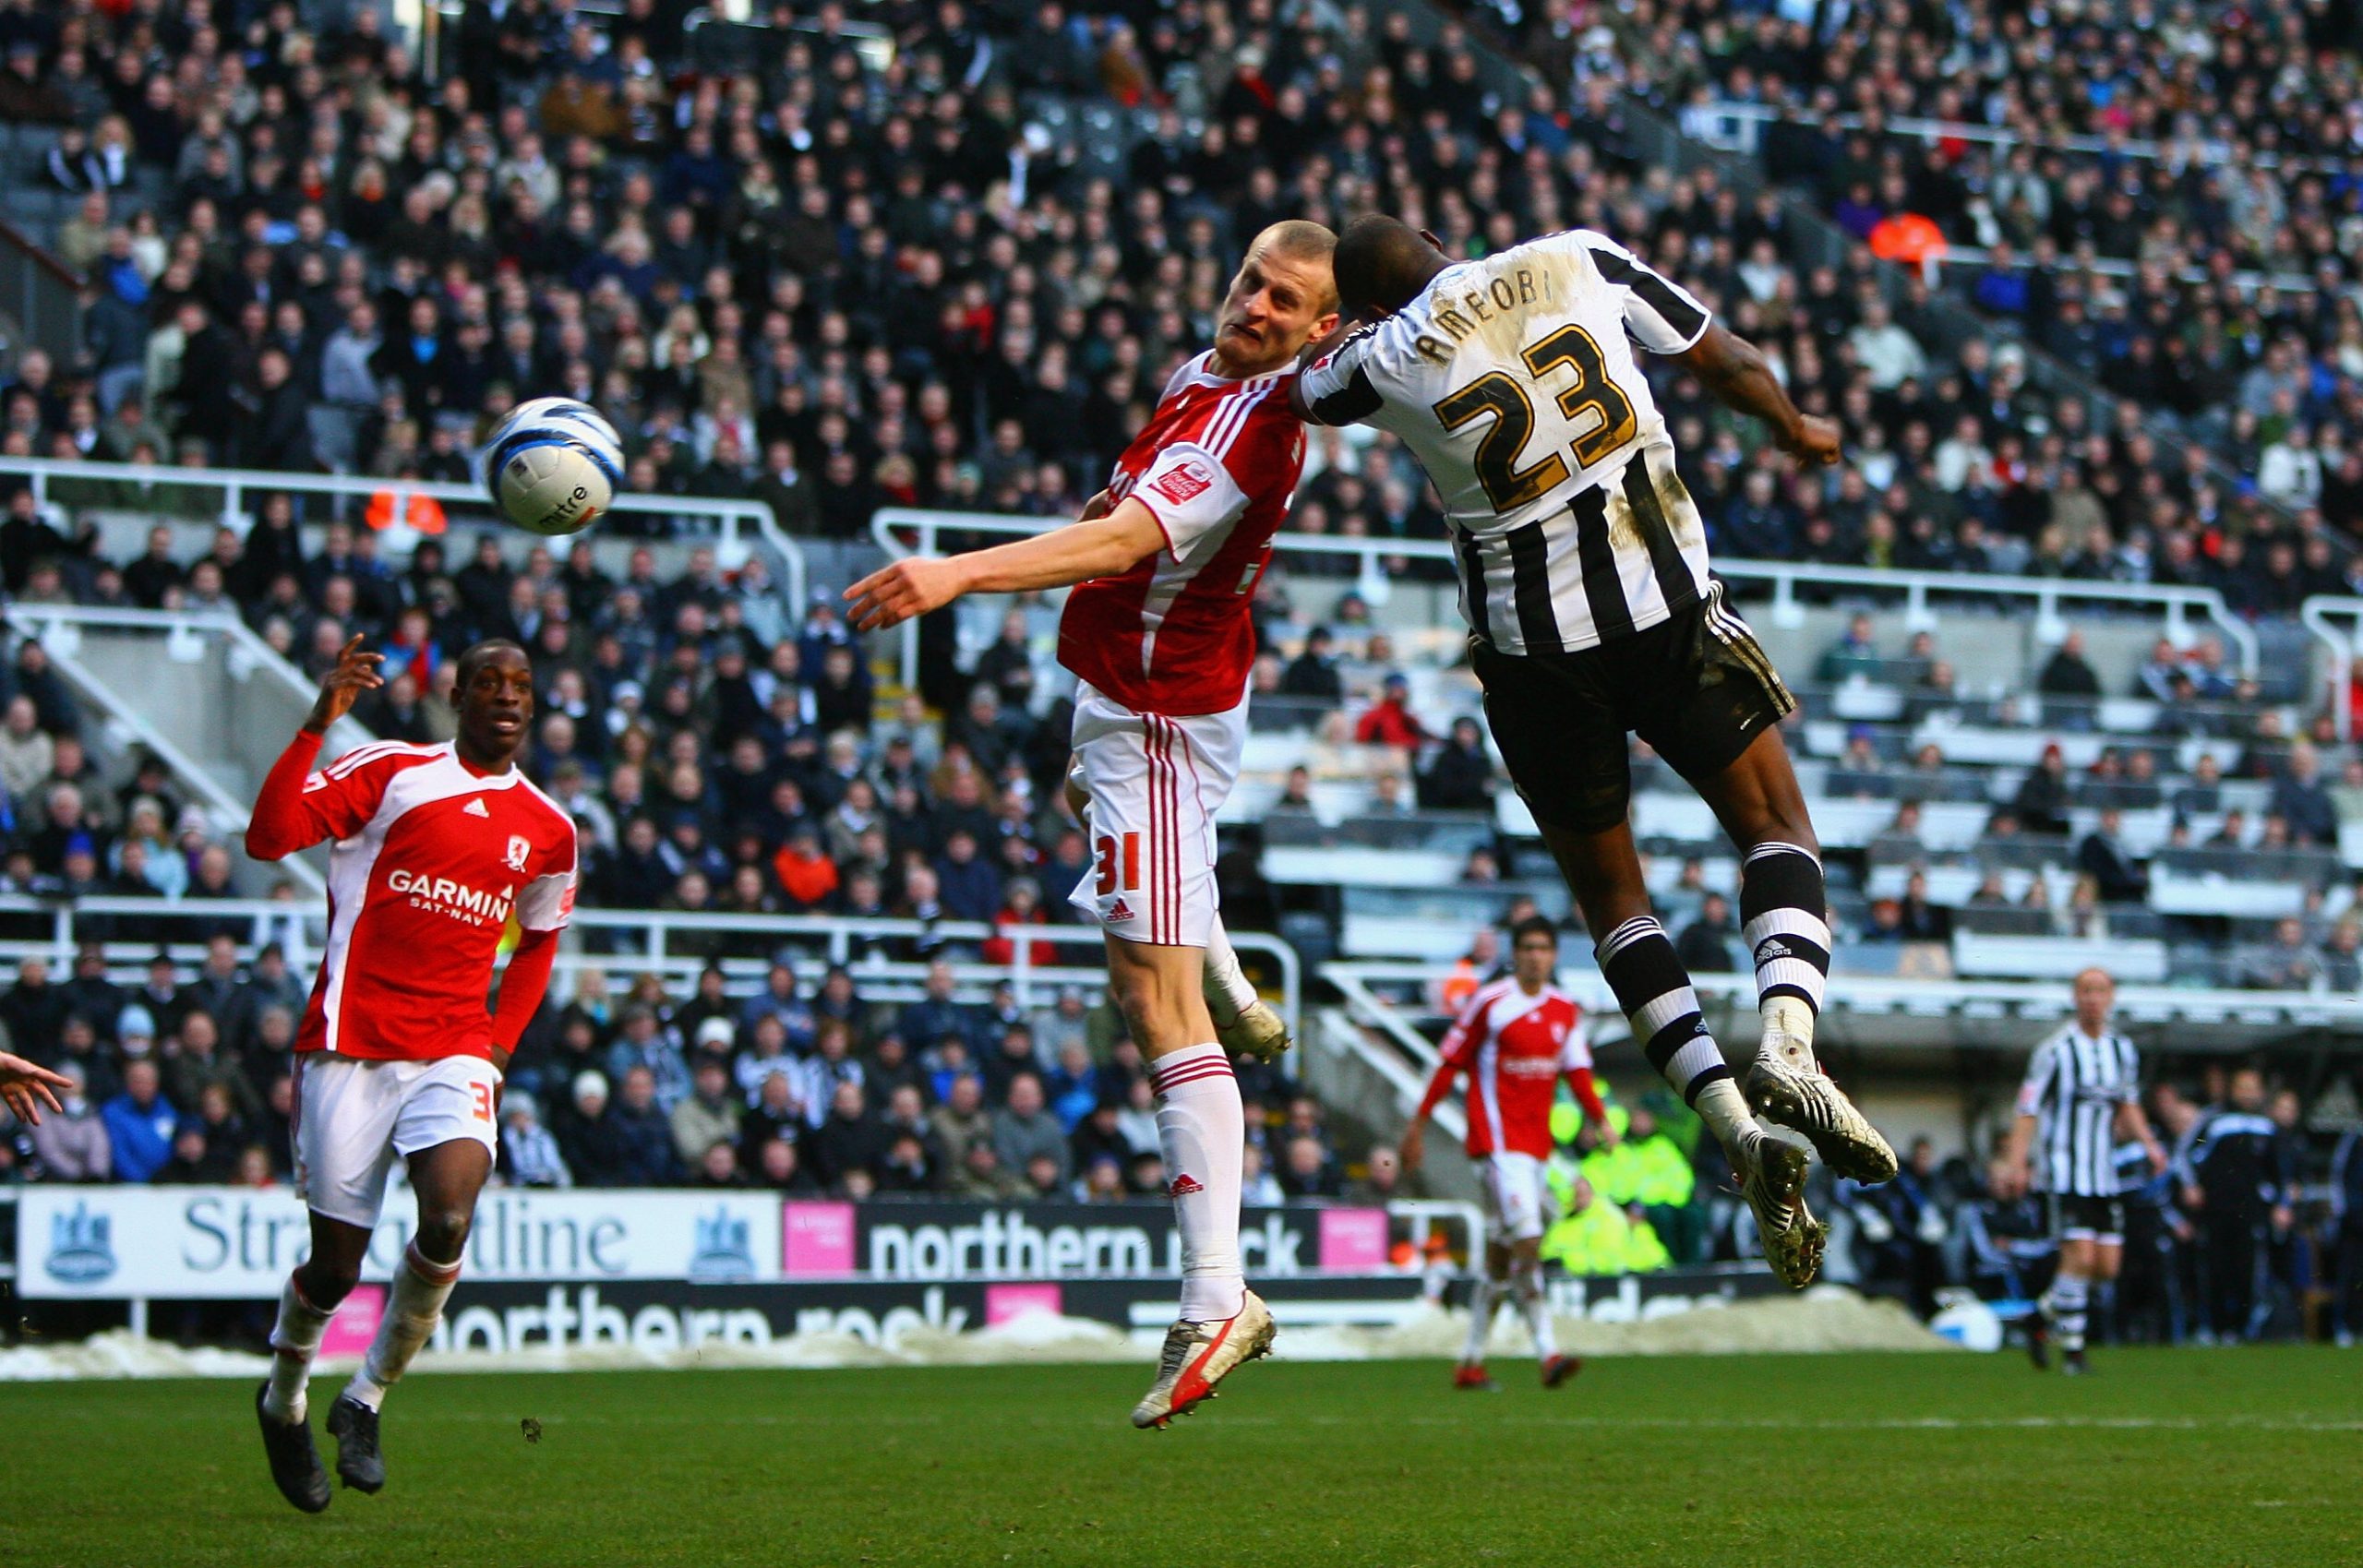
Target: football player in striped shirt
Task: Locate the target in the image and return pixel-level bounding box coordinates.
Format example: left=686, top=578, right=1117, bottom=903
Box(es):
left=2002, top=968, right=2168, bottom=1373
left=846, top=222, right=1337, bottom=1427
left=1294, top=216, right=1896, bottom=1288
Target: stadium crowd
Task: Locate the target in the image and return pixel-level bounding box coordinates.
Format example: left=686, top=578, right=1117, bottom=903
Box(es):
left=1487, top=0, right=2363, bottom=541
left=0, top=0, right=2345, bottom=610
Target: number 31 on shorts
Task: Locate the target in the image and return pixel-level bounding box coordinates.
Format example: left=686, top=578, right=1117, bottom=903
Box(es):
left=1095, top=832, right=1142, bottom=895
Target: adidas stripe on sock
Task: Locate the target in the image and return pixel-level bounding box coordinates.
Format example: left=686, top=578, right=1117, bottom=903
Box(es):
left=1742, top=843, right=1831, bottom=1070
left=1150, top=1044, right=1246, bottom=1323
left=1595, top=916, right=1731, bottom=1104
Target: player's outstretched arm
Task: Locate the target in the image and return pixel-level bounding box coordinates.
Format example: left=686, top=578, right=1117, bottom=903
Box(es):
left=1672, top=323, right=1841, bottom=467
left=0, top=1049, right=71, bottom=1125
left=247, top=636, right=384, bottom=860
left=844, top=500, right=1168, bottom=632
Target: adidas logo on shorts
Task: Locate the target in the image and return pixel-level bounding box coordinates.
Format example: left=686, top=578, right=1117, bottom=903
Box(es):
left=1107, top=898, right=1135, bottom=923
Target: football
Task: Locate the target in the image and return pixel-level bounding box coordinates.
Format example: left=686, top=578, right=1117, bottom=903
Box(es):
left=484, top=397, right=626, bottom=536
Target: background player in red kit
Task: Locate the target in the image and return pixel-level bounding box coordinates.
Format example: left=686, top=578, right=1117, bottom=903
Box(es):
left=1401, top=917, right=1615, bottom=1390
left=247, top=637, right=577, bottom=1511
left=845, top=221, right=1337, bottom=1428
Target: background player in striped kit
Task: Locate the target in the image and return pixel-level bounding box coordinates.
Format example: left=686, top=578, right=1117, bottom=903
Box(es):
left=846, top=222, right=1336, bottom=1428
left=1400, top=917, right=1612, bottom=1391
left=1294, top=215, right=1896, bottom=1289
left=2002, top=968, right=2169, bottom=1373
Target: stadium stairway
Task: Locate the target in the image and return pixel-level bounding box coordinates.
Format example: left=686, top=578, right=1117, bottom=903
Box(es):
left=1, top=601, right=364, bottom=896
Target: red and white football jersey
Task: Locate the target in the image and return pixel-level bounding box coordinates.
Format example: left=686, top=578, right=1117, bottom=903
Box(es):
left=249, top=736, right=578, bottom=1062
left=1429, top=977, right=1591, bottom=1159
left=1058, top=350, right=1306, bottom=715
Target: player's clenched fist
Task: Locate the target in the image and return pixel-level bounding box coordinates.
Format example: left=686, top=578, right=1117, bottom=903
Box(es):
left=844, top=557, right=971, bottom=632
left=1778, top=413, right=1843, bottom=467
left=305, top=635, right=385, bottom=734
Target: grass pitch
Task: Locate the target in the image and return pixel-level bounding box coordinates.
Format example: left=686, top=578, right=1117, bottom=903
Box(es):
left=3, top=1348, right=2357, bottom=1566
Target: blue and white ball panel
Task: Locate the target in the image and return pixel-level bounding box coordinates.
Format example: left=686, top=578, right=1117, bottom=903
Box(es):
left=485, top=397, right=625, bottom=535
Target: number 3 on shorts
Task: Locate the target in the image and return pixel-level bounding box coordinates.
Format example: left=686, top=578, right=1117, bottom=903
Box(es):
left=1094, top=832, right=1142, bottom=895
left=471, top=1081, right=497, bottom=1123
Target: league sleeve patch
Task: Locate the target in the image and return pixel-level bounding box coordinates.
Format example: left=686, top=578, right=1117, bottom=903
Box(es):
left=1148, top=459, right=1217, bottom=505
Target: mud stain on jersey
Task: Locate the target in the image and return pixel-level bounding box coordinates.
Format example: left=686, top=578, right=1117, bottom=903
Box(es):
left=1661, top=468, right=1707, bottom=549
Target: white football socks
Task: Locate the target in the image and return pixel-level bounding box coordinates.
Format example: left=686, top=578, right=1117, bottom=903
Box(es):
left=1512, top=1258, right=1556, bottom=1359
left=1462, top=1276, right=1498, bottom=1365
left=261, top=1272, right=333, bottom=1423
left=342, top=1242, right=461, bottom=1412
left=1150, top=1043, right=1246, bottom=1323
left=1201, top=916, right=1258, bottom=1028
left=1693, top=1076, right=1765, bottom=1163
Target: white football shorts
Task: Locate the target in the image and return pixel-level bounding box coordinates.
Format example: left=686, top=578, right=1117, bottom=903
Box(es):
left=294, top=1052, right=502, bottom=1228
left=1481, top=1151, right=1555, bottom=1244
left=1065, top=681, right=1244, bottom=947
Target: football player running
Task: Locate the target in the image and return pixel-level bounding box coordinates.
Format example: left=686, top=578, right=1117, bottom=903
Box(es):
left=248, top=637, right=577, bottom=1509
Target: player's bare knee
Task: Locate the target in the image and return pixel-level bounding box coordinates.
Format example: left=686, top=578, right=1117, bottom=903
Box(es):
left=414, top=1209, right=473, bottom=1267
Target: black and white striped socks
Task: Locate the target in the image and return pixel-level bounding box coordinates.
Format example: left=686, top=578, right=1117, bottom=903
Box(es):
left=1596, top=916, right=1732, bottom=1104
left=2045, top=1274, right=2090, bottom=1353
left=1595, top=916, right=1758, bottom=1155
left=1741, top=842, right=1832, bottom=1071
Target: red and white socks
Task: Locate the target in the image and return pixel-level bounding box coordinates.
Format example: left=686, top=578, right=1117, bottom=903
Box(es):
left=1150, top=1043, right=1246, bottom=1323
left=261, top=1272, right=333, bottom=1422
left=342, top=1242, right=462, bottom=1412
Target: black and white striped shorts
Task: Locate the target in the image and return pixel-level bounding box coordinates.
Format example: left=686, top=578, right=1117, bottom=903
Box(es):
left=1471, top=580, right=1795, bottom=833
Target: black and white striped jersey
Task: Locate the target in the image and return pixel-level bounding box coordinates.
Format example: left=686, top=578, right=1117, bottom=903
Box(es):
left=2016, top=1025, right=2141, bottom=1198
left=1298, top=229, right=1714, bottom=655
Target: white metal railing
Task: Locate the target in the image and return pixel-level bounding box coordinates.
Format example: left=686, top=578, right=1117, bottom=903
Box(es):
left=871, top=508, right=2261, bottom=687
left=1325, top=959, right=2363, bottom=1035
left=4, top=601, right=374, bottom=753
left=2301, top=597, right=2363, bottom=741
left=0, top=611, right=330, bottom=896
left=1321, top=976, right=1466, bottom=1146
left=0, top=454, right=807, bottom=608
left=0, top=897, right=1301, bottom=1047
left=1689, top=101, right=2345, bottom=186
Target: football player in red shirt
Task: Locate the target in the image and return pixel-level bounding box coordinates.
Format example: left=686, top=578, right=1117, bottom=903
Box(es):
left=249, top=637, right=577, bottom=1511
left=846, top=221, right=1337, bottom=1427
left=1402, top=917, right=1616, bottom=1390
